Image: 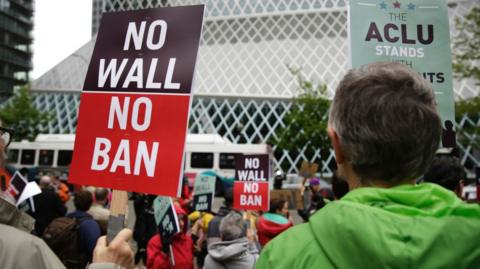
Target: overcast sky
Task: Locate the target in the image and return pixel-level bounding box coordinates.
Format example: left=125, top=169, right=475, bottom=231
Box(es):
left=31, top=0, right=92, bottom=79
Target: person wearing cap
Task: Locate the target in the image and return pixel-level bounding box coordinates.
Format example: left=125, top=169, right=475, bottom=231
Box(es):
left=256, top=62, right=480, bottom=268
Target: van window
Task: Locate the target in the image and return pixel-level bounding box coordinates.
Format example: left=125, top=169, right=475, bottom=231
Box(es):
left=58, top=150, right=73, bottom=166
left=20, top=149, right=35, bottom=165
left=190, top=152, right=214, bottom=168
left=39, top=150, right=54, bottom=166
left=7, top=149, right=19, bottom=163
left=219, top=153, right=238, bottom=169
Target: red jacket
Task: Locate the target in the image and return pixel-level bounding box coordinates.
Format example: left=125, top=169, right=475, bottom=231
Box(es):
left=256, top=213, right=293, bottom=247
left=146, top=205, right=194, bottom=269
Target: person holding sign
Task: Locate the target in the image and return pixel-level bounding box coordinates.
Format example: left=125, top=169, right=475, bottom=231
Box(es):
left=147, top=203, right=194, bottom=269
left=256, top=62, right=480, bottom=268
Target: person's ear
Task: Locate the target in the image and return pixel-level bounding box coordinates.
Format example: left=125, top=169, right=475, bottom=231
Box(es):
left=327, top=126, right=346, bottom=164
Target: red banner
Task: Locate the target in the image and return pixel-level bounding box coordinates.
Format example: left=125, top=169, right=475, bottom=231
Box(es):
left=233, top=181, right=269, bottom=211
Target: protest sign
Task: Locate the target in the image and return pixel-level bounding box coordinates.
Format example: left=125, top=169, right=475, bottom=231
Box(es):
left=234, top=154, right=270, bottom=211
left=270, top=189, right=304, bottom=210
left=153, top=196, right=180, bottom=239
left=233, top=181, right=269, bottom=211
left=235, top=154, right=269, bottom=181
left=69, top=5, right=205, bottom=196
left=349, top=0, right=455, bottom=141
left=299, top=161, right=319, bottom=178
left=6, top=171, right=28, bottom=202
left=193, top=173, right=215, bottom=212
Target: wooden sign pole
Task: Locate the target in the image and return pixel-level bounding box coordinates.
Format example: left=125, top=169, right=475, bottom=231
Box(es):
left=107, top=190, right=128, bottom=244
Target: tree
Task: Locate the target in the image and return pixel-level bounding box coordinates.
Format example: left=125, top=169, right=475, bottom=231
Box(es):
left=452, top=6, right=480, bottom=84
left=0, top=86, right=51, bottom=141
left=269, top=66, right=332, bottom=172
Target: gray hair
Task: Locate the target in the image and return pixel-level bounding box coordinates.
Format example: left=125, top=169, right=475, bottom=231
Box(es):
left=328, top=62, right=441, bottom=184
left=219, top=212, right=245, bottom=241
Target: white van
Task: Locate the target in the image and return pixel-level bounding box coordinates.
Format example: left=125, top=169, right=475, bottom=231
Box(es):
left=8, top=133, right=271, bottom=181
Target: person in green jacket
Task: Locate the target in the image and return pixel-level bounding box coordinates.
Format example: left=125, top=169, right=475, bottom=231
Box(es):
left=257, top=62, right=480, bottom=269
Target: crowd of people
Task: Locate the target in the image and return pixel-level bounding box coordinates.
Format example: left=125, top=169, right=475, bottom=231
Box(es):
left=0, top=62, right=479, bottom=268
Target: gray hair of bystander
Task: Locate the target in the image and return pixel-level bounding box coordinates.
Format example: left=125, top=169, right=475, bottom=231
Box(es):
left=328, top=62, right=441, bottom=184
left=219, top=212, right=246, bottom=241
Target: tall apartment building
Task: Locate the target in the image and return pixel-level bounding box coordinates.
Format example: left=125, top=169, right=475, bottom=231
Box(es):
left=0, top=0, right=33, bottom=96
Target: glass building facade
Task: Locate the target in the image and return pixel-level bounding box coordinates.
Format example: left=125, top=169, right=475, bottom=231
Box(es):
left=0, top=0, right=33, bottom=96
left=30, top=0, right=479, bottom=175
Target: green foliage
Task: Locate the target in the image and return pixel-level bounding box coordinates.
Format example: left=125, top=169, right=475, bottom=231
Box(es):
left=452, top=7, right=480, bottom=84
left=270, top=66, right=331, bottom=168
left=0, top=86, right=51, bottom=141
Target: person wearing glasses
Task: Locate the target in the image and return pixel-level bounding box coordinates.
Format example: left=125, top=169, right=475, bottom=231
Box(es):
left=0, top=123, right=134, bottom=268
left=0, top=124, right=67, bottom=268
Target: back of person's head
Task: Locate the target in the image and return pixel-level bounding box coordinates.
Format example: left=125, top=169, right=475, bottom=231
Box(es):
left=223, top=187, right=233, bottom=207
left=219, top=212, right=245, bottom=241
left=94, top=188, right=109, bottom=202
left=329, top=62, right=441, bottom=184
left=74, top=190, right=93, bottom=211
left=424, top=154, right=465, bottom=191
left=39, top=175, right=52, bottom=189
left=331, top=171, right=349, bottom=199
left=269, top=198, right=286, bottom=214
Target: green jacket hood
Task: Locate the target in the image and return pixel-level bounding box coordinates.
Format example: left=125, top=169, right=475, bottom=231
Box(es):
left=308, top=183, right=480, bottom=268
left=256, top=183, right=480, bottom=269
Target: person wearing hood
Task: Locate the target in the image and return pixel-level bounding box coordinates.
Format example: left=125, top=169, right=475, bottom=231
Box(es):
left=146, top=204, right=194, bottom=269
left=256, top=198, right=293, bottom=247
left=204, top=212, right=259, bottom=269
left=256, top=62, right=480, bottom=268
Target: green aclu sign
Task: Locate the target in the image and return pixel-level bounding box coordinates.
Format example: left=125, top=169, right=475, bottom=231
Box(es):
left=349, top=0, right=455, bottom=134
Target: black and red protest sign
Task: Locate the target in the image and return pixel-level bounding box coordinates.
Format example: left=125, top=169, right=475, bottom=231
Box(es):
left=235, top=154, right=269, bottom=181
left=69, top=6, right=204, bottom=196
left=233, top=154, right=270, bottom=211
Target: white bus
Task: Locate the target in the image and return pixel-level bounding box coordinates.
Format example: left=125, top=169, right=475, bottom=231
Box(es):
left=7, top=134, right=271, bottom=185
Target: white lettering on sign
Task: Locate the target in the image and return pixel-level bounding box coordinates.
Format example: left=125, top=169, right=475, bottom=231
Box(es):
left=98, top=59, right=129, bottom=88
left=91, top=137, right=111, bottom=171
left=245, top=158, right=259, bottom=169
left=243, top=182, right=259, bottom=193
left=240, top=182, right=262, bottom=206
left=90, top=138, right=159, bottom=177
left=240, top=194, right=262, bottom=206
left=97, top=58, right=180, bottom=90
left=107, top=97, right=152, bottom=131
left=123, top=58, right=144, bottom=88
left=110, top=139, right=131, bottom=174
left=237, top=170, right=265, bottom=181
left=134, top=141, right=159, bottom=177
left=123, top=20, right=167, bottom=51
